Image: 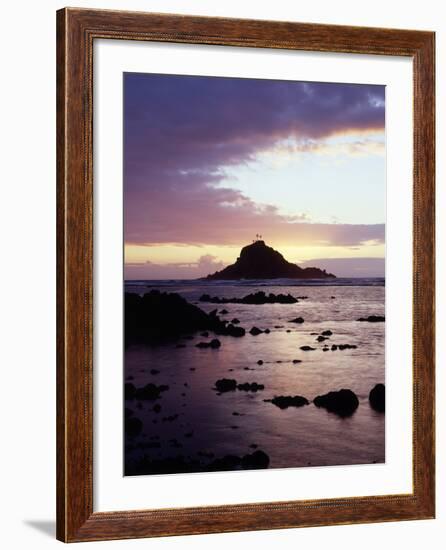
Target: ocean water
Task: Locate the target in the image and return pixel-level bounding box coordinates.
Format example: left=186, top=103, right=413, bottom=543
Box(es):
left=124, top=279, right=385, bottom=474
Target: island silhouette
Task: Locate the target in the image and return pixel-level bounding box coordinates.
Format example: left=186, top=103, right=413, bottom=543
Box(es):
left=204, top=240, right=335, bottom=280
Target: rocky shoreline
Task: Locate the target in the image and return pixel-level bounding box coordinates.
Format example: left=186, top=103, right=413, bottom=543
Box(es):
left=125, top=287, right=385, bottom=475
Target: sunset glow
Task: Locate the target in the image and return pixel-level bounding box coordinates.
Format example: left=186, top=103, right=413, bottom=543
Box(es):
left=124, top=73, right=385, bottom=279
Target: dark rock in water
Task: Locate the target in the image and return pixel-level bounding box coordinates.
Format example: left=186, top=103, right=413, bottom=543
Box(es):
left=220, top=309, right=228, bottom=314
left=225, top=324, right=246, bottom=337
left=357, top=315, right=385, bottom=322
left=249, top=326, right=263, bottom=336
left=204, top=240, right=335, bottom=280
left=257, top=360, right=264, bottom=365
left=264, top=328, right=270, bottom=334
left=214, top=378, right=237, bottom=392
left=331, top=296, right=336, bottom=299
left=338, top=344, right=357, bottom=350
left=322, top=347, right=329, bottom=352
left=208, top=455, right=241, bottom=471
left=369, top=384, right=385, bottom=412
left=292, top=359, right=302, bottom=364
left=300, top=345, right=316, bottom=351
left=241, top=450, right=270, bottom=469
left=231, top=318, right=240, bottom=324
left=237, top=382, right=265, bottom=392
left=290, top=317, right=304, bottom=324
left=316, top=335, right=328, bottom=342
left=125, top=383, right=136, bottom=400
left=321, top=330, right=333, bottom=336
left=133, top=383, right=169, bottom=401
left=196, top=338, right=221, bottom=349
left=265, top=395, right=309, bottom=409
left=200, top=290, right=298, bottom=305
left=286, top=329, right=291, bottom=333
left=125, top=290, right=231, bottom=346
left=314, top=389, right=359, bottom=417
left=331, top=344, right=338, bottom=351
left=125, top=416, right=142, bottom=437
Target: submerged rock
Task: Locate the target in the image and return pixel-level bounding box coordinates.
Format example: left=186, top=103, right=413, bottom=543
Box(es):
left=265, top=395, right=309, bottom=409
left=357, top=315, right=385, bottom=322
left=300, top=345, right=316, bottom=351
left=314, top=389, right=359, bottom=417
left=321, top=330, right=333, bottom=336
left=214, top=378, right=237, bottom=392
left=369, top=383, right=385, bottom=412
left=237, top=382, right=265, bottom=392
left=196, top=338, right=221, bottom=349
left=225, top=324, right=246, bottom=337
left=289, top=317, right=305, bottom=324
left=249, top=326, right=263, bottom=336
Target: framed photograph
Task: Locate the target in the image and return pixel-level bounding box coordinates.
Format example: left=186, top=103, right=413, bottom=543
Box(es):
left=56, top=8, right=435, bottom=542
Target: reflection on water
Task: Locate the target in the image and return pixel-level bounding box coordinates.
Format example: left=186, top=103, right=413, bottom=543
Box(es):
left=125, top=282, right=385, bottom=475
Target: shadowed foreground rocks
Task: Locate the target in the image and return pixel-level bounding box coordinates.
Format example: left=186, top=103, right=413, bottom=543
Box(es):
left=125, top=450, right=270, bottom=475
left=314, top=389, right=359, bottom=417
left=369, top=383, right=385, bottom=412
left=125, top=290, right=245, bottom=345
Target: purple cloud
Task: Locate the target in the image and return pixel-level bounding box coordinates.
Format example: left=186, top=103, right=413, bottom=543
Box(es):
left=124, top=73, right=385, bottom=247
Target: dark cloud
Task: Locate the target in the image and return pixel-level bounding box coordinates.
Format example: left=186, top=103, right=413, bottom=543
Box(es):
left=124, top=73, right=385, bottom=246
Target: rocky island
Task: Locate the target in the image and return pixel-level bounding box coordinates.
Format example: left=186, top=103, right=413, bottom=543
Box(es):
left=204, top=240, right=335, bottom=280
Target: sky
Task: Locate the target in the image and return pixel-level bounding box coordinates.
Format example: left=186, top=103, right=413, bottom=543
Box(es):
left=124, top=72, right=385, bottom=279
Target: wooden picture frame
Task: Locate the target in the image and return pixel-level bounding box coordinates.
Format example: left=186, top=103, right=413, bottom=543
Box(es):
left=56, top=7, right=435, bottom=542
